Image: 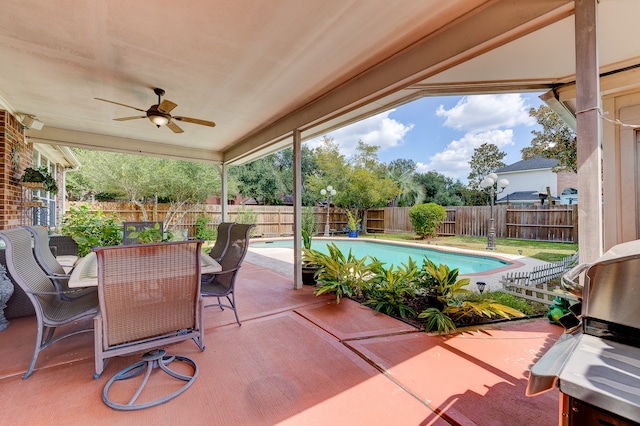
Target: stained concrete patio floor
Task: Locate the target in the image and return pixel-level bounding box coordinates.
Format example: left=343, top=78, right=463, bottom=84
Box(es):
left=0, top=261, right=562, bottom=425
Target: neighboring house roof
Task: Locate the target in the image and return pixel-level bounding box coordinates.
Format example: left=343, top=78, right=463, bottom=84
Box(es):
left=495, top=157, right=559, bottom=173
left=497, top=191, right=560, bottom=203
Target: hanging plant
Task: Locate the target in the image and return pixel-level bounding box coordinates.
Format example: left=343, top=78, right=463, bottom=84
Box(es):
left=21, top=167, right=58, bottom=194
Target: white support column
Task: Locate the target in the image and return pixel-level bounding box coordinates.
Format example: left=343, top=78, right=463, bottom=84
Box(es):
left=293, top=129, right=303, bottom=289
left=221, top=163, right=228, bottom=222
left=575, top=0, right=603, bottom=263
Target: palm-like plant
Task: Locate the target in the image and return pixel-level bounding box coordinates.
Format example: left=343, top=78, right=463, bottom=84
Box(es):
left=363, top=258, right=418, bottom=318
left=418, top=259, right=525, bottom=334
left=302, top=243, right=381, bottom=303
left=387, top=166, right=425, bottom=207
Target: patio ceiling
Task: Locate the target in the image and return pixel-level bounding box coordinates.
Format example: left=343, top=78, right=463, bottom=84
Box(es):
left=1, top=0, right=639, bottom=165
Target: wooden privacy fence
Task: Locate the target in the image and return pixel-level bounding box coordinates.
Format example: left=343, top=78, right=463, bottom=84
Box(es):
left=372, top=205, right=578, bottom=243
left=68, top=202, right=578, bottom=242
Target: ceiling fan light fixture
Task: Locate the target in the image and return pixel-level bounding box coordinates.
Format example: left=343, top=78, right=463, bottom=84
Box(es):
left=149, top=115, right=169, bottom=127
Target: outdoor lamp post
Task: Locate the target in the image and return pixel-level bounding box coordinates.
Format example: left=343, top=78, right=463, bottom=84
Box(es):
left=320, top=185, right=336, bottom=237
left=480, top=173, right=509, bottom=250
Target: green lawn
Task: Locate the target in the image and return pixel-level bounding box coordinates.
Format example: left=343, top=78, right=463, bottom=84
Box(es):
left=366, top=233, right=578, bottom=263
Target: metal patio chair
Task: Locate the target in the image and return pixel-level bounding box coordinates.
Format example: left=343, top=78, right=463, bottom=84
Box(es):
left=0, top=227, right=98, bottom=379
left=25, top=226, right=96, bottom=302
left=207, top=221, right=234, bottom=262
left=201, top=223, right=254, bottom=326
left=93, top=240, right=205, bottom=410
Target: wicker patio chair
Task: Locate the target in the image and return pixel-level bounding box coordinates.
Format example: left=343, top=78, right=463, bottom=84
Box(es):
left=201, top=223, right=254, bottom=326
left=0, top=228, right=98, bottom=379
left=207, top=221, right=234, bottom=262
left=25, top=226, right=96, bottom=302
left=48, top=234, right=79, bottom=266
left=123, top=221, right=163, bottom=245
left=93, top=240, right=205, bottom=410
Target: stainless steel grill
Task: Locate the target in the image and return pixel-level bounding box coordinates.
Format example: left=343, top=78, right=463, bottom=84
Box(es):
left=527, top=239, right=640, bottom=425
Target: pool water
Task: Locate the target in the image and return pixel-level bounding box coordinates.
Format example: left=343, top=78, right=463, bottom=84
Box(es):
left=251, top=239, right=510, bottom=274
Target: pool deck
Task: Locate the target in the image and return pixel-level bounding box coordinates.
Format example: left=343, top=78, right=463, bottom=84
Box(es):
left=248, top=237, right=549, bottom=292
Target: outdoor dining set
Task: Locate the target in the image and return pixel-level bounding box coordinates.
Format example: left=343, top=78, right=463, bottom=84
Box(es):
left=0, top=221, right=254, bottom=410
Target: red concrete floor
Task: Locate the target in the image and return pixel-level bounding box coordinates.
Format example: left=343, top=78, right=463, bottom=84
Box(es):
left=0, top=262, right=562, bottom=425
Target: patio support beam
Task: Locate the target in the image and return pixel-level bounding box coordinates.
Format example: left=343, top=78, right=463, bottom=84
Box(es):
left=292, top=129, right=302, bottom=289
left=575, top=0, right=603, bottom=263
left=27, top=127, right=223, bottom=163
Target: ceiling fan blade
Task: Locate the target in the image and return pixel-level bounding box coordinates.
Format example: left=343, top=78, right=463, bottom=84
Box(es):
left=173, top=116, right=216, bottom=127
left=95, top=98, right=146, bottom=112
left=158, top=99, right=178, bottom=114
left=166, top=120, right=184, bottom=133
left=113, top=116, right=146, bottom=121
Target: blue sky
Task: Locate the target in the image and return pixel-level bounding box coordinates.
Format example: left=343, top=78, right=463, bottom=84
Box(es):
left=305, top=93, right=546, bottom=183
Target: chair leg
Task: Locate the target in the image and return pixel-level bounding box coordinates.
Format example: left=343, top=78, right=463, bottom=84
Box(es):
left=227, top=293, right=241, bottom=326
left=102, top=349, right=198, bottom=411
left=24, top=324, right=55, bottom=379
left=23, top=325, right=44, bottom=379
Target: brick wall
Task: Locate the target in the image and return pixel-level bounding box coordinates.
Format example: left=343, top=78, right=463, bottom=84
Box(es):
left=556, top=169, right=578, bottom=195
left=0, top=110, right=33, bottom=229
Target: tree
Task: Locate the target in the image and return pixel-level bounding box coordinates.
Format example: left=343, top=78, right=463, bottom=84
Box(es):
left=388, top=158, right=418, bottom=175
left=467, top=143, right=507, bottom=190
left=275, top=146, right=319, bottom=206
left=234, top=155, right=285, bottom=205
left=307, top=137, right=398, bottom=228
left=387, top=160, right=425, bottom=207
left=341, top=143, right=399, bottom=226
left=521, top=105, right=577, bottom=173
left=66, top=149, right=220, bottom=229
left=414, top=171, right=464, bottom=206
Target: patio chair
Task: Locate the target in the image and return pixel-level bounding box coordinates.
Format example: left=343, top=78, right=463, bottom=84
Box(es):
left=201, top=223, right=254, bottom=326
left=48, top=234, right=79, bottom=268
left=207, top=221, right=234, bottom=262
left=123, top=221, right=163, bottom=245
left=0, top=227, right=98, bottom=379
left=25, top=226, right=96, bottom=302
left=93, top=240, right=205, bottom=410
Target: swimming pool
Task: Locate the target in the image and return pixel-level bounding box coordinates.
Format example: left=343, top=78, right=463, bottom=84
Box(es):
left=251, top=239, right=511, bottom=274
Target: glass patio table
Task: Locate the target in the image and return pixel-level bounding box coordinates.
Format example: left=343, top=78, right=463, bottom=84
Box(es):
left=68, top=250, right=221, bottom=288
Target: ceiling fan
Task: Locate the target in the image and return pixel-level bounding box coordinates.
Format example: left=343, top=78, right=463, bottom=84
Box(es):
left=95, top=88, right=215, bottom=133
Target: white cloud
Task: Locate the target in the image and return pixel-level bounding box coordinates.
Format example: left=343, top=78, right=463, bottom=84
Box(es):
left=305, top=110, right=413, bottom=157
left=419, top=129, right=515, bottom=180
left=436, top=94, right=535, bottom=133
left=420, top=93, right=537, bottom=181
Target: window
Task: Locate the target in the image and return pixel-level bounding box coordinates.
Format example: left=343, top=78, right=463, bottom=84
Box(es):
left=32, top=150, right=57, bottom=227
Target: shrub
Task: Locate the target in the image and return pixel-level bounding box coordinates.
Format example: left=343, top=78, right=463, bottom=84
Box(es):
left=195, top=215, right=217, bottom=240
left=126, top=222, right=173, bottom=243
left=409, top=203, right=446, bottom=239
left=60, top=205, right=122, bottom=256
left=301, top=207, right=317, bottom=237
left=345, top=209, right=361, bottom=232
